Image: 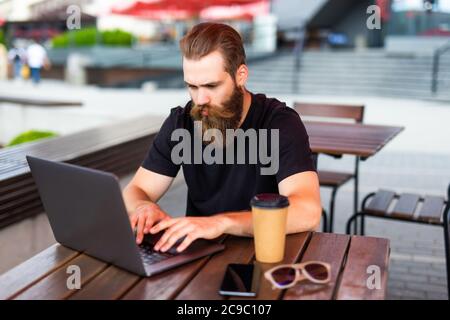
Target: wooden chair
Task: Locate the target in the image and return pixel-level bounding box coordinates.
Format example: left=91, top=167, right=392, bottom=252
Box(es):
left=294, top=102, right=365, bottom=232
left=346, top=184, right=450, bottom=297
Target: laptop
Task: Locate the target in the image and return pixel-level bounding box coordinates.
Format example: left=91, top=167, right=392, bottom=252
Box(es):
left=26, top=156, right=225, bottom=277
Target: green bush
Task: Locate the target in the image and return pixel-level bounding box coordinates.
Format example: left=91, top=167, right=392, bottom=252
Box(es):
left=51, top=33, right=69, bottom=48
left=73, top=27, right=98, bottom=47
left=102, top=29, right=133, bottom=47
left=51, top=28, right=133, bottom=48
left=7, top=130, right=58, bottom=147
left=0, top=29, right=5, bottom=46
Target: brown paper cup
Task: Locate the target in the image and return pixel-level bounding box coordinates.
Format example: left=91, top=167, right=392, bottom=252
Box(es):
left=251, top=194, right=289, bottom=263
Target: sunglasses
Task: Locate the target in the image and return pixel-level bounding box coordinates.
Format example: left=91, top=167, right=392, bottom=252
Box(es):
left=264, top=261, right=331, bottom=289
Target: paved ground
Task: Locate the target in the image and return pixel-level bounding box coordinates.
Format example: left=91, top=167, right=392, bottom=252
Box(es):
left=0, top=80, right=449, bottom=299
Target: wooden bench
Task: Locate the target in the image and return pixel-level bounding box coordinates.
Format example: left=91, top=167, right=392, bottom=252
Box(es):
left=294, top=102, right=365, bottom=232
left=0, top=232, right=391, bottom=300
left=0, top=114, right=164, bottom=229
left=346, top=185, right=450, bottom=297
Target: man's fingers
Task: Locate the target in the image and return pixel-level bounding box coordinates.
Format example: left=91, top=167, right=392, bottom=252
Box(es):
left=158, top=225, right=194, bottom=252
left=153, top=219, right=186, bottom=250
left=145, top=215, right=168, bottom=233
left=136, top=214, right=146, bottom=244
left=151, top=217, right=179, bottom=234
left=176, top=233, right=198, bottom=253
left=130, top=214, right=138, bottom=229
left=143, top=217, right=155, bottom=234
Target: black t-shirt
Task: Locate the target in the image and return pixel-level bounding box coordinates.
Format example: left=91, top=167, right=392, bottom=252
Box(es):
left=142, top=92, right=316, bottom=216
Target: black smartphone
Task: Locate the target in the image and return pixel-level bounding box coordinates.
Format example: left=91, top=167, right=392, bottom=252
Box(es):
left=218, top=263, right=261, bottom=297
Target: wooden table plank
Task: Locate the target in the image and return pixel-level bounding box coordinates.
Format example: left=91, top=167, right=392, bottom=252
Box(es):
left=305, top=121, right=403, bottom=135
left=69, top=265, right=140, bottom=300
left=13, top=254, right=107, bottom=300
left=122, top=236, right=228, bottom=300
left=123, top=259, right=211, bottom=300
left=336, top=236, right=390, bottom=300
left=230, top=232, right=312, bottom=301
left=174, top=236, right=255, bottom=300
left=310, top=139, right=383, bottom=150
left=283, top=233, right=350, bottom=300
left=310, top=134, right=392, bottom=144
left=0, top=244, right=79, bottom=300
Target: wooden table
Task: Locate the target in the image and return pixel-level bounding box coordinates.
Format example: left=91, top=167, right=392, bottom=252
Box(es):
left=0, top=232, right=390, bottom=300
left=305, top=121, right=404, bottom=233
left=305, top=121, right=404, bottom=160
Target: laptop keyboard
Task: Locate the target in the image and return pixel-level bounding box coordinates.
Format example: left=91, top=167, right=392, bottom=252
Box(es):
left=138, top=243, right=177, bottom=265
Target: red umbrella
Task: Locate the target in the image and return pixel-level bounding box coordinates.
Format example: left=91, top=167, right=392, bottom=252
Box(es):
left=200, top=0, right=269, bottom=21
left=112, top=1, right=198, bottom=20
left=112, top=0, right=265, bottom=20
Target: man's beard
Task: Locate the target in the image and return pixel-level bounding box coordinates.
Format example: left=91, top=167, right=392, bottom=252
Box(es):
left=190, top=84, right=244, bottom=146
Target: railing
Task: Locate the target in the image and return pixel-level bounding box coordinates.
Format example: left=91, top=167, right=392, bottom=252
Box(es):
left=431, top=41, right=450, bottom=94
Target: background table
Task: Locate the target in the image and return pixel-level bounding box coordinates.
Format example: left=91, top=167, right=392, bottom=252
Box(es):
left=0, top=232, right=390, bottom=300
left=305, top=121, right=404, bottom=232
left=305, top=121, right=404, bottom=159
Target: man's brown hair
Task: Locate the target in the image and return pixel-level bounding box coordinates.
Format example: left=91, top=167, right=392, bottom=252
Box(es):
left=179, top=22, right=246, bottom=79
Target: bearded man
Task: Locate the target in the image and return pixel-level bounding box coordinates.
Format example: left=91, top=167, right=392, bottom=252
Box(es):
left=123, top=22, right=321, bottom=253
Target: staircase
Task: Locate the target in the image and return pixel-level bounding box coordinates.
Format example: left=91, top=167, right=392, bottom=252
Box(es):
left=246, top=49, right=450, bottom=101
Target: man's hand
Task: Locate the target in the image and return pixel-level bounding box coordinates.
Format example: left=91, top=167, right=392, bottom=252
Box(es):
left=150, top=216, right=227, bottom=253
left=129, top=202, right=170, bottom=245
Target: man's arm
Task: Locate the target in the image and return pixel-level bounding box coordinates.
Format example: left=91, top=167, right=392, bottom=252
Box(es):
left=151, top=171, right=322, bottom=252
left=219, top=171, right=322, bottom=236
left=123, top=167, right=175, bottom=244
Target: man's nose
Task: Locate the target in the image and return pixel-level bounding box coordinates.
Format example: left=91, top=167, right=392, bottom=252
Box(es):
left=196, top=88, right=210, bottom=106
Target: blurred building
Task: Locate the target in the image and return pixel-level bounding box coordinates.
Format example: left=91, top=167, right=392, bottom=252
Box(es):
left=0, top=0, right=97, bottom=45
left=300, top=0, right=450, bottom=52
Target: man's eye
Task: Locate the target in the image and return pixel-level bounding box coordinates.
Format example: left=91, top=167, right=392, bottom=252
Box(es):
left=205, top=85, right=216, bottom=89
left=188, top=85, right=197, bottom=90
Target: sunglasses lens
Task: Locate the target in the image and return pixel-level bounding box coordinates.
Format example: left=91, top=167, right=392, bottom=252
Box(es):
left=304, top=263, right=329, bottom=281
left=271, top=267, right=296, bottom=286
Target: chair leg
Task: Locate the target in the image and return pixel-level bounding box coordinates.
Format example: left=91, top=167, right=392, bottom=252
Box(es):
left=329, top=187, right=338, bottom=233
left=443, top=221, right=450, bottom=299
left=353, top=156, right=367, bottom=235
left=346, top=213, right=356, bottom=235
left=346, top=212, right=365, bottom=235
left=443, top=186, right=450, bottom=299
left=322, top=209, right=328, bottom=233
left=357, top=208, right=366, bottom=236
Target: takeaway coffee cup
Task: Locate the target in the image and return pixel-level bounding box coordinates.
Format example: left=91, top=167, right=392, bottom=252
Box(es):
left=250, top=193, right=289, bottom=263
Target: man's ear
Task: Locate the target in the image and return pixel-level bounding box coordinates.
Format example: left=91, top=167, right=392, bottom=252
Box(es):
left=235, top=64, right=248, bottom=87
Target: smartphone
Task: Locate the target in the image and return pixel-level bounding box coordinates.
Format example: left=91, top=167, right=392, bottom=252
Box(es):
left=218, top=263, right=261, bottom=297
